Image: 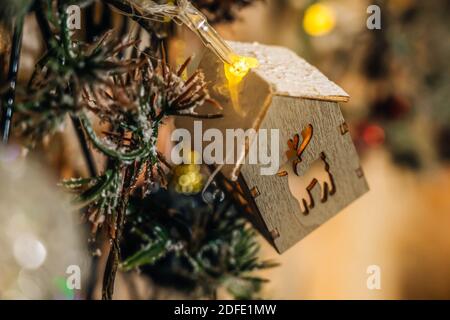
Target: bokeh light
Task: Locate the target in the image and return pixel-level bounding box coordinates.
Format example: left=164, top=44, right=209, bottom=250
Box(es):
left=303, top=3, right=336, bottom=37
left=173, top=151, right=205, bottom=194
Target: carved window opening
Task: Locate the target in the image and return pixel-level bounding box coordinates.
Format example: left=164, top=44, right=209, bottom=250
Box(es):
left=278, top=124, right=336, bottom=215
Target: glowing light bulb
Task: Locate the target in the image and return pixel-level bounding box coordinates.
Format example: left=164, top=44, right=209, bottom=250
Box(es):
left=303, top=3, right=336, bottom=37
left=224, top=55, right=259, bottom=116
left=129, top=0, right=260, bottom=115
left=224, top=55, right=259, bottom=85
left=130, top=1, right=260, bottom=115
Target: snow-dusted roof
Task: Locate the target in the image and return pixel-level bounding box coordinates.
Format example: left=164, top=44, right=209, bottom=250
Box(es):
left=229, top=41, right=349, bottom=103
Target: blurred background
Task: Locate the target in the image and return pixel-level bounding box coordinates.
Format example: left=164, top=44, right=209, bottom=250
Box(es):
left=1, top=0, right=449, bottom=299
left=216, top=0, right=450, bottom=299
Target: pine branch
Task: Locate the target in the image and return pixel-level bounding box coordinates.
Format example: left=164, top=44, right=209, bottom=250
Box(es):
left=0, top=14, right=25, bottom=143
left=11, top=0, right=275, bottom=300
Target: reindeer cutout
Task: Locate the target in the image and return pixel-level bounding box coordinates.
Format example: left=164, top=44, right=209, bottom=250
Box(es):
left=177, top=41, right=369, bottom=252
left=278, top=124, right=336, bottom=215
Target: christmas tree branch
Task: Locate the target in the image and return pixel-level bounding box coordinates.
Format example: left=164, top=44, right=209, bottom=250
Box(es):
left=11, top=0, right=273, bottom=300
left=0, top=14, right=25, bottom=143
left=102, top=164, right=131, bottom=299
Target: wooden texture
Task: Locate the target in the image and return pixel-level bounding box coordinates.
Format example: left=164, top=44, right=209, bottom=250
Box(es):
left=177, top=41, right=350, bottom=179
left=240, top=97, right=369, bottom=253
left=176, top=41, right=368, bottom=253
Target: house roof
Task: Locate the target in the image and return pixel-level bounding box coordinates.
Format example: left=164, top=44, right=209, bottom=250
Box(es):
left=229, top=41, right=350, bottom=103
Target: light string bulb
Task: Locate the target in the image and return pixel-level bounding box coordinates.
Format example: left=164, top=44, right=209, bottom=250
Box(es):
left=128, top=0, right=258, bottom=83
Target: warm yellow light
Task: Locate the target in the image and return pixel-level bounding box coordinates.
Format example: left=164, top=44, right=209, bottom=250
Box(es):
left=303, top=3, right=336, bottom=37
left=173, top=151, right=204, bottom=194
left=223, top=55, right=259, bottom=116
left=224, top=55, right=259, bottom=85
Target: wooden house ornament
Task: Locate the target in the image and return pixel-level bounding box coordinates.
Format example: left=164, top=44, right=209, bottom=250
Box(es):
left=176, top=41, right=369, bottom=253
